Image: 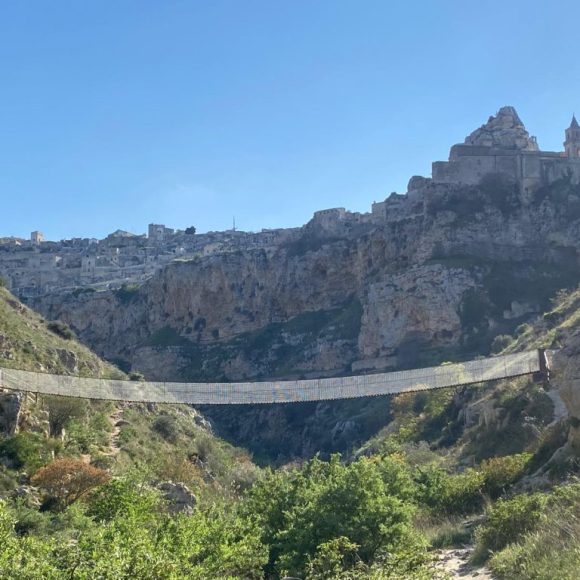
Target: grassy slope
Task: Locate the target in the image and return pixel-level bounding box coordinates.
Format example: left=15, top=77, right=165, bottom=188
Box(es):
left=505, top=286, right=580, bottom=352
left=0, top=286, right=258, bottom=498
left=0, top=285, right=123, bottom=378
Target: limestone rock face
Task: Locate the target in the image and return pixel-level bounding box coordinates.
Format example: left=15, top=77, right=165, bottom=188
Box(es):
left=0, top=391, right=24, bottom=435
left=358, top=264, right=475, bottom=361
left=552, top=332, right=580, bottom=452
left=27, top=173, right=580, bottom=459
left=33, top=178, right=580, bottom=388
left=465, top=106, right=539, bottom=151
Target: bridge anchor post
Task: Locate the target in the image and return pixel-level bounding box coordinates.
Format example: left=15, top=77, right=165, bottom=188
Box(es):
left=533, top=348, right=550, bottom=384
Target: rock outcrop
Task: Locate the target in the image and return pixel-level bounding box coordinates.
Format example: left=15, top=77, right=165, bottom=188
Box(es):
left=0, top=391, right=24, bottom=435
left=551, top=332, right=580, bottom=454
left=465, top=106, right=539, bottom=150
left=156, top=481, right=197, bottom=514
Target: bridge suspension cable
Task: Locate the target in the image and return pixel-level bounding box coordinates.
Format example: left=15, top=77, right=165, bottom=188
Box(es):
left=0, top=350, right=551, bottom=405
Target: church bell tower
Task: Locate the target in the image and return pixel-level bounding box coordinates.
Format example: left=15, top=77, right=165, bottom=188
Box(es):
left=564, top=115, right=580, bottom=157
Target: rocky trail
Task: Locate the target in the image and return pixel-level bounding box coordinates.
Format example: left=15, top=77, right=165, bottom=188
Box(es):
left=106, top=405, right=125, bottom=456
left=434, top=547, right=494, bottom=579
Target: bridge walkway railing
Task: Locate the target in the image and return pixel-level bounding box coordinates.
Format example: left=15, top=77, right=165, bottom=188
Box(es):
left=0, top=349, right=552, bottom=405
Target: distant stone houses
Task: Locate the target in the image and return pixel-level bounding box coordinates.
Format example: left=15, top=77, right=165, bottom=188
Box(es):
left=3, top=106, right=579, bottom=299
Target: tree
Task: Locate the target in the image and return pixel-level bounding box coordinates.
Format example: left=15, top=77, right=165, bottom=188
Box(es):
left=185, top=226, right=196, bottom=235
left=31, top=458, right=110, bottom=509
left=43, top=396, right=88, bottom=438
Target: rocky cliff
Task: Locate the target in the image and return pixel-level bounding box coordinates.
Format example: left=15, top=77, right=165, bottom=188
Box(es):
left=35, top=176, right=580, bottom=379
left=28, top=173, right=580, bottom=459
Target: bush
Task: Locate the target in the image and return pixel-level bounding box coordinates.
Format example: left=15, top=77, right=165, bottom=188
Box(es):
left=515, top=323, right=531, bottom=337
left=87, top=477, right=159, bottom=522
left=31, top=458, right=110, bottom=509
left=479, top=453, right=532, bottom=498
left=491, top=334, right=514, bottom=354
left=441, top=468, right=486, bottom=514
left=152, top=415, right=179, bottom=443
left=46, top=320, right=75, bottom=340
left=306, top=537, right=360, bottom=578
left=242, top=454, right=418, bottom=578
left=413, top=465, right=450, bottom=509
left=0, top=433, right=53, bottom=472
left=473, top=492, right=548, bottom=563
left=488, top=483, right=580, bottom=579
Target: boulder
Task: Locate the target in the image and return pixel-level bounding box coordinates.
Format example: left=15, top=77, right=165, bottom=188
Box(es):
left=156, top=481, right=197, bottom=514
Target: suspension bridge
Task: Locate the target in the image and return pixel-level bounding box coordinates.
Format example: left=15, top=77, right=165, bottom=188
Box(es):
left=0, top=349, right=552, bottom=405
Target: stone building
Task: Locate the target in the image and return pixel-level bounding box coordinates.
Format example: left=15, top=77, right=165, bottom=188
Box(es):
left=148, top=224, right=174, bottom=243
left=564, top=115, right=580, bottom=158
left=432, top=107, right=580, bottom=193
left=4, top=105, right=580, bottom=299
left=30, top=231, right=44, bottom=245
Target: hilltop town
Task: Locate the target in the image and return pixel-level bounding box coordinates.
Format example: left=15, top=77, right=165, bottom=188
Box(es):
left=2, top=105, right=580, bottom=298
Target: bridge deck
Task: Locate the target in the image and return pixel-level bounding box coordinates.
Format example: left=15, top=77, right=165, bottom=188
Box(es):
left=0, top=350, right=549, bottom=405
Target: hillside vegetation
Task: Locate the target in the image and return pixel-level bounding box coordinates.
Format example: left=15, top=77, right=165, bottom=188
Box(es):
left=2, top=283, right=580, bottom=578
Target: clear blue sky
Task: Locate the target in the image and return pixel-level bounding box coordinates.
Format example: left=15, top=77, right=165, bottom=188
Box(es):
left=2, top=0, right=580, bottom=240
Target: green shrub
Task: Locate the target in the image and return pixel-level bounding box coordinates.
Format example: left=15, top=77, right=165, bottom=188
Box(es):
left=43, top=396, right=88, bottom=438
left=46, top=320, right=75, bottom=340
left=491, top=334, right=514, bottom=354
left=413, top=465, right=450, bottom=509
left=0, top=493, right=267, bottom=578
left=242, top=454, right=418, bottom=578
left=487, top=485, right=580, bottom=578
left=441, top=468, right=486, bottom=514
left=306, top=536, right=360, bottom=578
left=152, top=414, right=179, bottom=443
left=514, top=323, right=531, bottom=337
left=117, top=426, right=137, bottom=447
left=87, top=477, right=160, bottom=522
left=414, top=453, right=531, bottom=516
left=479, top=453, right=532, bottom=498
left=9, top=500, right=51, bottom=536
left=0, top=433, right=53, bottom=472
left=473, top=492, right=548, bottom=563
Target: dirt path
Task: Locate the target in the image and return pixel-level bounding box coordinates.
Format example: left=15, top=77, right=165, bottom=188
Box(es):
left=434, top=547, right=494, bottom=579
left=105, top=405, right=124, bottom=457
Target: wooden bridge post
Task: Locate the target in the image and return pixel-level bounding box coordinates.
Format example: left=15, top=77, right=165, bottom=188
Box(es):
left=536, top=348, right=550, bottom=384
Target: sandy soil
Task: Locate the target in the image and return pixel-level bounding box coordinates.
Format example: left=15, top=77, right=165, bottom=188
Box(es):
left=434, top=547, right=494, bottom=579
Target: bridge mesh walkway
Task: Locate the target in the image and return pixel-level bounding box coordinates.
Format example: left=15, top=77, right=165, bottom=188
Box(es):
left=0, top=350, right=545, bottom=405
